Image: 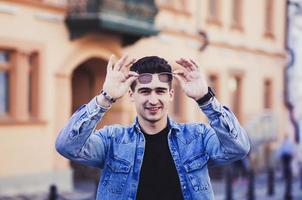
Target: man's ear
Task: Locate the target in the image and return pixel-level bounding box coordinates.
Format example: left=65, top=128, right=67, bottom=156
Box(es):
left=169, top=88, right=174, bottom=101
left=128, top=89, right=135, bottom=102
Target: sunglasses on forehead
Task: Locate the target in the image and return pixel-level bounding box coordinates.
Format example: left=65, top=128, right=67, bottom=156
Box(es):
left=137, top=72, right=173, bottom=84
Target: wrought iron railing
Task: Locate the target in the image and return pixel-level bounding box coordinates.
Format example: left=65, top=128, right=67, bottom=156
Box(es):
left=66, top=0, right=158, bottom=23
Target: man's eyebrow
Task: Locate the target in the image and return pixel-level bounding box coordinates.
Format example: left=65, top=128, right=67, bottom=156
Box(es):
left=137, top=87, right=152, bottom=91
left=137, top=87, right=168, bottom=91
left=156, top=87, right=168, bottom=91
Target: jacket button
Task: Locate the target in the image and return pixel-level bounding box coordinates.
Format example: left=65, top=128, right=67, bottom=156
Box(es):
left=183, top=186, right=186, bottom=190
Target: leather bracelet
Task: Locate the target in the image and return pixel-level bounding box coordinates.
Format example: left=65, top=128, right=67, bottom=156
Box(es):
left=196, top=87, right=215, bottom=105
left=100, top=90, right=116, bottom=103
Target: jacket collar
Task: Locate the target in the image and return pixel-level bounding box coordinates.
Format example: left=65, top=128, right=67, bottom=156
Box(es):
left=132, top=116, right=181, bottom=133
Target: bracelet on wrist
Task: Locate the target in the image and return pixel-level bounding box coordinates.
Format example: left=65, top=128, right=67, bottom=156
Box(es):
left=100, top=90, right=116, bottom=103
left=196, top=87, right=215, bottom=105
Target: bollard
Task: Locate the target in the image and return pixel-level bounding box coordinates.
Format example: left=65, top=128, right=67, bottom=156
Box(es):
left=300, top=166, right=302, bottom=190
left=225, top=166, right=233, bottom=200
left=95, top=179, right=99, bottom=198
left=48, top=185, right=58, bottom=200
left=267, top=167, right=275, bottom=196
left=284, top=169, right=293, bottom=200
left=247, top=169, right=254, bottom=200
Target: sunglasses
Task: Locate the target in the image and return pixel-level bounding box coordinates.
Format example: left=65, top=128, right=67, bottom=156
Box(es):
left=137, top=72, right=173, bottom=84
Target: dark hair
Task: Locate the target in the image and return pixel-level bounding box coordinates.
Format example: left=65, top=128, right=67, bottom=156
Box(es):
left=130, top=56, right=172, bottom=91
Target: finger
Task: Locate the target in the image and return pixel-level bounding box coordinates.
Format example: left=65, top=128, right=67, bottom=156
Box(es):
left=121, top=58, right=136, bottom=72
left=107, top=54, right=115, bottom=72
left=180, top=58, right=194, bottom=71
left=176, top=61, right=191, bottom=73
left=189, top=59, right=199, bottom=70
left=125, top=71, right=139, bottom=79
left=114, top=55, right=128, bottom=71
left=125, top=75, right=139, bottom=86
left=176, top=59, right=193, bottom=72
left=124, top=58, right=136, bottom=68
left=173, top=69, right=190, bottom=81
left=173, top=74, right=186, bottom=88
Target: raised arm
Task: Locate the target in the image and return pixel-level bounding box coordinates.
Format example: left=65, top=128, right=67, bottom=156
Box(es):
left=55, top=55, right=138, bottom=168
left=174, top=58, right=250, bottom=166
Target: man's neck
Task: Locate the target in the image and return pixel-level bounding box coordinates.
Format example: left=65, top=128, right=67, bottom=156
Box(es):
left=138, top=116, right=168, bottom=135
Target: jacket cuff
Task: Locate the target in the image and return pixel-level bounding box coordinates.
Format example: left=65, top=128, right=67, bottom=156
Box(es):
left=199, top=97, right=224, bottom=120
left=86, top=96, right=110, bottom=118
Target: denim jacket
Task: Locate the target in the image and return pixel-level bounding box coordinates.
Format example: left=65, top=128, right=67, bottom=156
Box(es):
left=56, top=97, right=250, bottom=200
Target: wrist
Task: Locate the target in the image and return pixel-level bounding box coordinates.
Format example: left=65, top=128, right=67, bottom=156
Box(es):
left=96, top=93, right=113, bottom=108
left=100, top=90, right=117, bottom=103
left=196, top=87, right=215, bottom=105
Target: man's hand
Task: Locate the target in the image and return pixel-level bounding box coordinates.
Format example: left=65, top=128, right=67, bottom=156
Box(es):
left=102, top=55, right=138, bottom=100
left=174, top=58, right=208, bottom=100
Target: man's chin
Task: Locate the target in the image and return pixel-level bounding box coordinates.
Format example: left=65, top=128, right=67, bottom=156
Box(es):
left=143, top=115, right=162, bottom=123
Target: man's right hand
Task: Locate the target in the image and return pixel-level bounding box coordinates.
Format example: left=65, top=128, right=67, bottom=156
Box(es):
left=100, top=55, right=138, bottom=104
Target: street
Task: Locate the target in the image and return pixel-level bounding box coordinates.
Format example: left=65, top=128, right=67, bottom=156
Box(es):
left=213, top=172, right=302, bottom=200
left=1, top=171, right=302, bottom=200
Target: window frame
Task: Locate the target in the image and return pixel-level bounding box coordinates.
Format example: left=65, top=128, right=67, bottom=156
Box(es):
left=230, top=0, right=243, bottom=31
left=263, top=78, right=273, bottom=109
left=157, top=0, right=190, bottom=16
left=0, top=49, right=13, bottom=119
left=0, top=47, right=41, bottom=123
left=264, top=0, right=275, bottom=39
left=206, top=0, right=222, bottom=26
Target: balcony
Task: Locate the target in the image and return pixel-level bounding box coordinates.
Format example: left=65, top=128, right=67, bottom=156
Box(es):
left=65, top=0, right=159, bottom=45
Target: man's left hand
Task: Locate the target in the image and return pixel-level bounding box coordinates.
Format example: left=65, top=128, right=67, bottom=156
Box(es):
left=174, top=58, right=208, bottom=100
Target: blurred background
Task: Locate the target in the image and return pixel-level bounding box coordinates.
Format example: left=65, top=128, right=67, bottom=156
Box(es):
left=0, top=0, right=302, bottom=199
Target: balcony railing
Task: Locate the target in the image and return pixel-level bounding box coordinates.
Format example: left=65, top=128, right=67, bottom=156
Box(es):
left=65, top=0, right=159, bottom=44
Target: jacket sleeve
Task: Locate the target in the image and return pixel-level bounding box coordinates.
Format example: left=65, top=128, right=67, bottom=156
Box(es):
left=55, top=96, right=111, bottom=168
left=199, top=97, right=251, bottom=167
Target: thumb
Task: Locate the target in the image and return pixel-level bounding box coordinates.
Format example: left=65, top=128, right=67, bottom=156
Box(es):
left=125, top=75, right=138, bottom=87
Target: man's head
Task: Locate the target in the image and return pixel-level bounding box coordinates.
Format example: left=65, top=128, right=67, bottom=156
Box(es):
left=130, top=56, right=173, bottom=91
left=129, top=56, right=174, bottom=123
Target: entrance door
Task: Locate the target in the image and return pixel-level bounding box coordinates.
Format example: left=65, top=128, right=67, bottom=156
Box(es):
left=71, top=58, right=107, bottom=184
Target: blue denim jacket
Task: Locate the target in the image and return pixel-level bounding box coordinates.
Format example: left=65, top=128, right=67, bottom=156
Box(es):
left=56, top=97, right=250, bottom=200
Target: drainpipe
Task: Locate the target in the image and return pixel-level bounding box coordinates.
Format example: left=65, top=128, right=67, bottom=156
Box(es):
left=284, top=0, right=300, bottom=143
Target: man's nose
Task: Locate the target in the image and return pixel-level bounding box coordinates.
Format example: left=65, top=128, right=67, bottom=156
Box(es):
left=148, top=93, right=159, bottom=105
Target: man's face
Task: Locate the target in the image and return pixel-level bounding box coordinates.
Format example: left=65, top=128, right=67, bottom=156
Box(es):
left=129, top=74, right=174, bottom=123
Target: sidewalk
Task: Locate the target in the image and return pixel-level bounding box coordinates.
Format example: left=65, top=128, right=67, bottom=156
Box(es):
left=1, top=173, right=302, bottom=200
left=212, top=172, right=302, bottom=200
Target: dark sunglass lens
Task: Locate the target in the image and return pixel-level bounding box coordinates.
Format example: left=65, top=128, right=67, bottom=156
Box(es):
left=138, top=74, right=152, bottom=84
left=159, top=73, right=173, bottom=83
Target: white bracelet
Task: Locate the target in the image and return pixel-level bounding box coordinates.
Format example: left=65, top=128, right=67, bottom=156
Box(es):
left=100, top=90, right=116, bottom=103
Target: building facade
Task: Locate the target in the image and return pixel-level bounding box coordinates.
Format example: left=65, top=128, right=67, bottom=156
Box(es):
left=0, top=0, right=287, bottom=196
left=287, top=0, right=302, bottom=144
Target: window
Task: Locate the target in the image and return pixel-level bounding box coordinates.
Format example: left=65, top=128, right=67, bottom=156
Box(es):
left=264, top=0, right=274, bottom=37
left=207, top=0, right=220, bottom=24
left=264, top=79, right=272, bottom=109
left=0, top=47, right=40, bottom=122
left=231, top=0, right=243, bottom=30
left=208, top=74, right=219, bottom=97
left=158, top=0, right=188, bottom=12
left=228, top=75, right=242, bottom=121
left=0, top=51, right=10, bottom=116
left=29, top=52, right=39, bottom=117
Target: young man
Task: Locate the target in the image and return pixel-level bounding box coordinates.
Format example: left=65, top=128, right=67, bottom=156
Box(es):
left=56, top=55, right=250, bottom=200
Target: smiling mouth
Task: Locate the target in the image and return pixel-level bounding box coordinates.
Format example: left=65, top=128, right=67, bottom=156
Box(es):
left=145, top=107, right=161, bottom=112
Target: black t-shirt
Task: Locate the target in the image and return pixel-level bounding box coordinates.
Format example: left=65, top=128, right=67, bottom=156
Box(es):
left=136, top=124, right=183, bottom=200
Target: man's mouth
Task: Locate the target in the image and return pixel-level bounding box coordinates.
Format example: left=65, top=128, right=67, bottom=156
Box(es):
left=145, top=107, right=161, bottom=112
